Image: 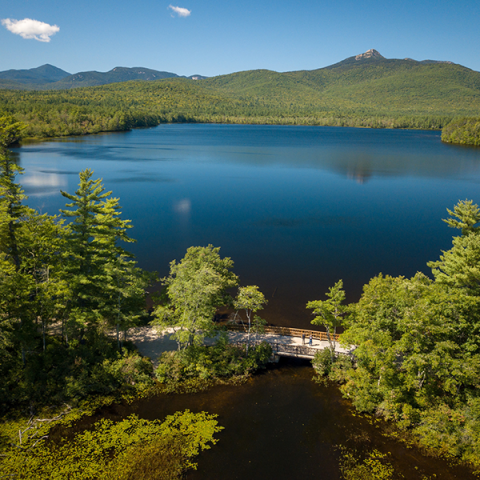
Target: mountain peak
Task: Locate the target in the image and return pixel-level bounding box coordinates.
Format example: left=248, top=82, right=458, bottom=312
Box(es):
left=355, top=49, right=384, bottom=61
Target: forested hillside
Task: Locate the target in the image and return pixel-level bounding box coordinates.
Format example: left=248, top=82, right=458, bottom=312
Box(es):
left=1, top=51, right=479, bottom=142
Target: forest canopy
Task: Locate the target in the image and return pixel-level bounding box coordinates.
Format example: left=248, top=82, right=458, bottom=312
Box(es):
left=1, top=57, right=480, bottom=145
left=311, top=199, right=480, bottom=467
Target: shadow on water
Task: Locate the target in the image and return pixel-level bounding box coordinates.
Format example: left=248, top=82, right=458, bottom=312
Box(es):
left=52, top=359, right=477, bottom=480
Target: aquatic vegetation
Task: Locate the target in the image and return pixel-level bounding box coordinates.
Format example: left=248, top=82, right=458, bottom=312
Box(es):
left=1, top=410, right=222, bottom=479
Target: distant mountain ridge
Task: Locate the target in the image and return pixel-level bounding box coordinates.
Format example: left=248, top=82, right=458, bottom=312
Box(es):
left=0, top=64, right=71, bottom=85
left=0, top=49, right=469, bottom=91
left=55, top=67, right=180, bottom=88
left=0, top=65, right=206, bottom=89
left=2, top=48, right=480, bottom=144
left=324, top=48, right=456, bottom=70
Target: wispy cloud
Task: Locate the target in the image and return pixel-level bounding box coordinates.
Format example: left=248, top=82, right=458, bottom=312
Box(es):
left=168, top=5, right=191, bottom=17
left=1, top=18, right=59, bottom=42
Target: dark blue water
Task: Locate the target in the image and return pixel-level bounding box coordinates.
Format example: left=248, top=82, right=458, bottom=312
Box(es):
left=14, top=124, right=480, bottom=328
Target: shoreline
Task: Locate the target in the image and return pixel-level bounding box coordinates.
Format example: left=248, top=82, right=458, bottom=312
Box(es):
left=129, top=325, right=349, bottom=366
left=14, top=118, right=447, bottom=149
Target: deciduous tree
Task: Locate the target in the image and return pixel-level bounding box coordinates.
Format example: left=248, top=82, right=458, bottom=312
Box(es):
left=307, top=280, right=346, bottom=357
left=152, top=245, right=238, bottom=348
left=233, top=285, right=267, bottom=352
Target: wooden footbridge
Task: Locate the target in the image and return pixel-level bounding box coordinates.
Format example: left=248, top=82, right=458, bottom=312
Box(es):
left=225, top=324, right=343, bottom=360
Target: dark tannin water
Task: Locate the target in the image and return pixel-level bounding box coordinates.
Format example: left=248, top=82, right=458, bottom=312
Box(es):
left=61, top=360, right=476, bottom=479
left=15, top=124, right=480, bottom=329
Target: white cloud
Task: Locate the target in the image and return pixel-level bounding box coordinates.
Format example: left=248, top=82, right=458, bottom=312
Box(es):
left=168, top=5, right=191, bottom=17
left=1, top=18, right=59, bottom=42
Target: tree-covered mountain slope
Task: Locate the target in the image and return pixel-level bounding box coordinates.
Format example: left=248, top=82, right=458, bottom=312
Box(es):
left=52, top=67, right=181, bottom=88
left=0, top=64, right=71, bottom=86
left=1, top=50, right=479, bottom=142
left=201, top=53, right=480, bottom=117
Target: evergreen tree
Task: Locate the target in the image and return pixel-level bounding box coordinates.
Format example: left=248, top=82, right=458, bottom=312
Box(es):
left=0, top=146, right=37, bottom=365
left=428, top=200, right=480, bottom=294
left=60, top=169, right=150, bottom=342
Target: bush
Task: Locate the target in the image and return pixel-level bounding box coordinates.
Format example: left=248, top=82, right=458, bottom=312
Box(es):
left=155, top=340, right=272, bottom=384
left=0, top=332, right=154, bottom=413
left=312, top=349, right=353, bottom=384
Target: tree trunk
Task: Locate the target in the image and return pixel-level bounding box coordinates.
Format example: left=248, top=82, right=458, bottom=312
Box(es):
left=116, top=323, right=120, bottom=351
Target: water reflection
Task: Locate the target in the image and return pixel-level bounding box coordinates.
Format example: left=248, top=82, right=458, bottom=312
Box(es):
left=15, top=126, right=480, bottom=182
left=21, top=171, right=67, bottom=196
left=174, top=198, right=192, bottom=214
left=67, top=361, right=476, bottom=480
left=110, top=174, right=176, bottom=183
left=14, top=125, right=480, bottom=328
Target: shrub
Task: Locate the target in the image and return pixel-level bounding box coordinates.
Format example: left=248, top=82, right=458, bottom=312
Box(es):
left=155, top=341, right=272, bottom=384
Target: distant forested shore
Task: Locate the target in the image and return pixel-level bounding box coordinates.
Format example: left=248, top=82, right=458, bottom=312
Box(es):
left=0, top=55, right=479, bottom=146
left=441, top=117, right=480, bottom=146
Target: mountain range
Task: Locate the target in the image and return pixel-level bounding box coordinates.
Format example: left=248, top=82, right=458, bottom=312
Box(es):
left=0, top=65, right=207, bottom=90
left=0, top=49, right=471, bottom=91
left=1, top=49, right=479, bottom=144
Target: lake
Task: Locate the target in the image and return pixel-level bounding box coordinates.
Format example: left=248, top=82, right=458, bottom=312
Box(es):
left=14, top=124, right=480, bottom=328
left=15, top=124, right=480, bottom=479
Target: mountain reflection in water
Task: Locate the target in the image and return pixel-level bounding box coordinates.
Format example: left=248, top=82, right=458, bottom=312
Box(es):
left=14, top=124, right=480, bottom=330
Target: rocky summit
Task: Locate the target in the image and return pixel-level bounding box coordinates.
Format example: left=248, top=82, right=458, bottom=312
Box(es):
left=355, top=49, right=384, bottom=61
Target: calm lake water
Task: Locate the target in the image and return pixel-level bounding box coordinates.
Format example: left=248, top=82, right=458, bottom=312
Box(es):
left=17, top=125, right=480, bottom=478
left=14, top=124, right=480, bottom=328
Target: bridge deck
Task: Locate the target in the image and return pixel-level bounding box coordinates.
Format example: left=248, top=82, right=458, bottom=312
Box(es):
left=226, top=324, right=339, bottom=342
left=225, top=325, right=349, bottom=359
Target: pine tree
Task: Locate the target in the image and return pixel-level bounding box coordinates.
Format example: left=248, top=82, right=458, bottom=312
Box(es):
left=60, top=169, right=150, bottom=342
left=428, top=200, right=480, bottom=294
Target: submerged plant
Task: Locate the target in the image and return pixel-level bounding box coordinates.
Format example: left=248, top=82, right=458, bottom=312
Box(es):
left=1, top=410, right=223, bottom=479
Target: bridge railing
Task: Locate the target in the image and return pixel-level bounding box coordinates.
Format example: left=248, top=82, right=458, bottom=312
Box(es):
left=270, top=342, right=318, bottom=358
left=225, top=324, right=339, bottom=342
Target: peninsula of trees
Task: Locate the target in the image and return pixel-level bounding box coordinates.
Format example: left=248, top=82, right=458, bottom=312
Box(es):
left=1, top=49, right=479, bottom=146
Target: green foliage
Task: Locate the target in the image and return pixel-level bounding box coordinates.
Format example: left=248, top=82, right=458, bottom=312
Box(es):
left=442, top=117, right=480, bottom=146
left=0, top=115, right=26, bottom=147
left=152, top=245, right=238, bottom=348
left=333, top=201, right=480, bottom=467
left=307, top=280, right=346, bottom=355
left=1, top=410, right=222, bottom=479
left=428, top=201, right=480, bottom=294
left=312, top=348, right=334, bottom=377
left=2, top=332, right=154, bottom=411
left=312, top=349, right=353, bottom=385
left=0, top=158, right=154, bottom=413
left=339, top=448, right=397, bottom=480
left=443, top=199, right=480, bottom=234
left=233, top=285, right=267, bottom=350
left=1, top=58, right=480, bottom=141
left=155, top=340, right=272, bottom=386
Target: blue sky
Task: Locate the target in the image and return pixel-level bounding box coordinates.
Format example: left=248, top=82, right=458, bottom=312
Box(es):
left=1, top=0, right=479, bottom=76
